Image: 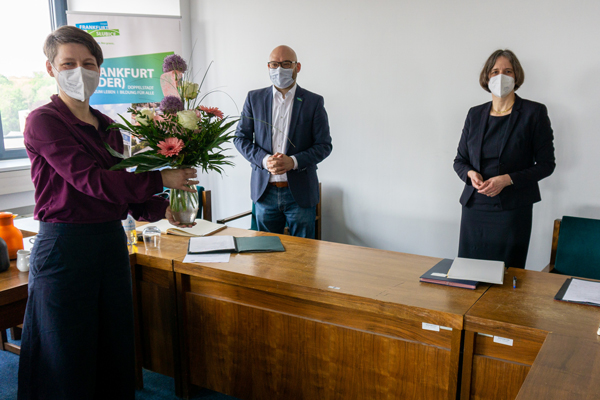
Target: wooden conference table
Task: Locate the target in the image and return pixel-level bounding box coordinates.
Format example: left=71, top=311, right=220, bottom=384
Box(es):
left=2, top=226, right=599, bottom=399
left=132, top=227, right=490, bottom=400
left=133, top=228, right=600, bottom=400
left=461, top=268, right=600, bottom=400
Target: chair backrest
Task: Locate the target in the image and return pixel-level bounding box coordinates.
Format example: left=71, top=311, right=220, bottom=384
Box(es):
left=199, top=188, right=212, bottom=222
left=553, top=216, right=600, bottom=280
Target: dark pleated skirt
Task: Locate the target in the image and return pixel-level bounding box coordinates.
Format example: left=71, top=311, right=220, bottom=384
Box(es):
left=18, top=221, right=135, bottom=400
left=458, top=205, right=533, bottom=269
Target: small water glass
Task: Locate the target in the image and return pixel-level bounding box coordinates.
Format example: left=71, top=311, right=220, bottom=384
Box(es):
left=142, top=226, right=162, bottom=250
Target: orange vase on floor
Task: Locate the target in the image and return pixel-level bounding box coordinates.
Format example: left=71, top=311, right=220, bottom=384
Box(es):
left=0, top=212, right=24, bottom=260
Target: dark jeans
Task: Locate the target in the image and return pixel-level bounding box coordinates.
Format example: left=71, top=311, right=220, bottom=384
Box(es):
left=18, top=221, right=135, bottom=400
left=255, top=184, right=316, bottom=239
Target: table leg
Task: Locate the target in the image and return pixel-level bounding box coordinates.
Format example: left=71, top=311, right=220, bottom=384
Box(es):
left=461, top=330, right=476, bottom=400
left=448, top=328, right=464, bottom=400
left=175, top=272, right=191, bottom=399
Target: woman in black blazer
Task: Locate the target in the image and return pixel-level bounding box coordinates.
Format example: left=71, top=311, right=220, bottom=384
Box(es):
left=453, top=49, right=555, bottom=269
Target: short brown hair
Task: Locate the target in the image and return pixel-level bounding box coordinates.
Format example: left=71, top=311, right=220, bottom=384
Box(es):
left=44, top=25, right=104, bottom=66
left=479, top=49, right=524, bottom=92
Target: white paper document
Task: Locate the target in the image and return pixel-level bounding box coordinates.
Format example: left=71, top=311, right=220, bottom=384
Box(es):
left=562, top=278, right=600, bottom=306
left=138, top=219, right=226, bottom=237
left=183, top=253, right=231, bottom=263
left=188, top=235, right=236, bottom=254
left=447, top=257, right=505, bottom=285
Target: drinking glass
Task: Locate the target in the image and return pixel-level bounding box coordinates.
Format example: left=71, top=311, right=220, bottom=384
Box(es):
left=142, top=226, right=162, bottom=250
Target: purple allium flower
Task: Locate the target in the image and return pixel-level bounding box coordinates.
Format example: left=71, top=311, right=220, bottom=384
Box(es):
left=160, top=95, right=184, bottom=114
left=163, top=54, right=187, bottom=73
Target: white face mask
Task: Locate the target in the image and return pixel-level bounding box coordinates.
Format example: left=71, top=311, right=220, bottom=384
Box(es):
left=269, top=67, right=295, bottom=89
left=52, top=65, right=100, bottom=102
left=488, top=74, right=515, bottom=98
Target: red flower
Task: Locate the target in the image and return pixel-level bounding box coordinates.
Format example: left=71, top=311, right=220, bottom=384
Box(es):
left=157, top=137, right=184, bottom=157
left=199, top=105, right=224, bottom=120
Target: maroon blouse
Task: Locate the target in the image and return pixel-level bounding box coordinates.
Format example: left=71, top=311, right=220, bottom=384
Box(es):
left=25, top=95, right=167, bottom=223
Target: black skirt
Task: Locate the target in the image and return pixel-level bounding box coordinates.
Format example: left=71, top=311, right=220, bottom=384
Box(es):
left=18, top=221, right=135, bottom=400
left=458, top=205, right=533, bottom=269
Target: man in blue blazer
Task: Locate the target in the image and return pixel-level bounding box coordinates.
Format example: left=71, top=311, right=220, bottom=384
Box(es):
left=234, top=45, right=332, bottom=238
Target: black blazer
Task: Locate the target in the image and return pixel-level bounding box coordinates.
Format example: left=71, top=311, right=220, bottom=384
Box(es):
left=453, top=94, right=555, bottom=210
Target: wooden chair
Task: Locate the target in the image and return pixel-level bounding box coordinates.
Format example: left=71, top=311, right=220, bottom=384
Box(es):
left=217, top=183, right=322, bottom=240
left=543, top=216, right=600, bottom=280
left=1, top=326, right=22, bottom=355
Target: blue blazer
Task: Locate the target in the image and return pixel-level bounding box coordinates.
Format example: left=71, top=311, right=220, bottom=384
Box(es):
left=453, top=94, right=555, bottom=210
left=234, top=85, right=332, bottom=208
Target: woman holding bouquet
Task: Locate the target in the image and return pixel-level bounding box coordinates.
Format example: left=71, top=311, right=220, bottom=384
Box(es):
left=18, top=26, right=197, bottom=400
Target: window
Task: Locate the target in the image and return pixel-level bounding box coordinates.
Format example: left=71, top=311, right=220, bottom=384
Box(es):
left=0, top=0, right=66, bottom=160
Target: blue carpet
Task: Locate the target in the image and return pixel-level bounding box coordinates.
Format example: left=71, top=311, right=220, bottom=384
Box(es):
left=0, top=329, right=239, bottom=400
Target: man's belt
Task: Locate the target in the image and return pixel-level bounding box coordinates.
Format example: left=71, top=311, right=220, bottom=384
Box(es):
left=268, top=182, right=289, bottom=188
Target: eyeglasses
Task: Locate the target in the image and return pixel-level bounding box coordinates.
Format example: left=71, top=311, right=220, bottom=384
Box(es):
left=267, top=61, right=297, bottom=69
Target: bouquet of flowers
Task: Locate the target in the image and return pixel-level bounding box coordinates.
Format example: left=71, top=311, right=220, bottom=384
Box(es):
left=106, top=55, right=237, bottom=223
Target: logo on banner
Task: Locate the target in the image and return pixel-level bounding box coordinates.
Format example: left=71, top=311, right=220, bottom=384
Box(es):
left=76, top=21, right=120, bottom=37
left=91, top=51, right=174, bottom=105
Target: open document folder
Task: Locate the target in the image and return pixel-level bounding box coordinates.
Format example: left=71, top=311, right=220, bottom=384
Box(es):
left=447, top=257, right=505, bottom=285
left=188, top=235, right=285, bottom=254
left=419, top=259, right=479, bottom=289
left=555, top=278, right=600, bottom=307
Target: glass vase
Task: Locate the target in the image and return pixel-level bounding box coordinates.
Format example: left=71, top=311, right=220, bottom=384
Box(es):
left=169, top=187, right=199, bottom=224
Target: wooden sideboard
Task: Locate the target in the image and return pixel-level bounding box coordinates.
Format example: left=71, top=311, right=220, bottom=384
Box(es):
left=0, top=230, right=35, bottom=354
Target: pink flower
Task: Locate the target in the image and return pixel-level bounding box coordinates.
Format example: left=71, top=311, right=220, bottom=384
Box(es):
left=157, top=137, right=184, bottom=157
left=153, top=114, right=165, bottom=122
left=199, top=105, right=224, bottom=120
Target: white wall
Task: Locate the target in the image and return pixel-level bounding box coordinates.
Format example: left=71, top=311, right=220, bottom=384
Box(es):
left=188, top=0, right=600, bottom=270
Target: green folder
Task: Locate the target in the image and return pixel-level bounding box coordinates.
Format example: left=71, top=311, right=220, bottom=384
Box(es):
left=234, top=236, right=285, bottom=253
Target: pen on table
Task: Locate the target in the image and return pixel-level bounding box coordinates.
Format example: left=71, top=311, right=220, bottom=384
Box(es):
left=513, top=276, right=517, bottom=289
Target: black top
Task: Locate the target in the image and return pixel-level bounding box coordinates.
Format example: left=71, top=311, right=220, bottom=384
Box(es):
left=468, top=114, right=510, bottom=210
